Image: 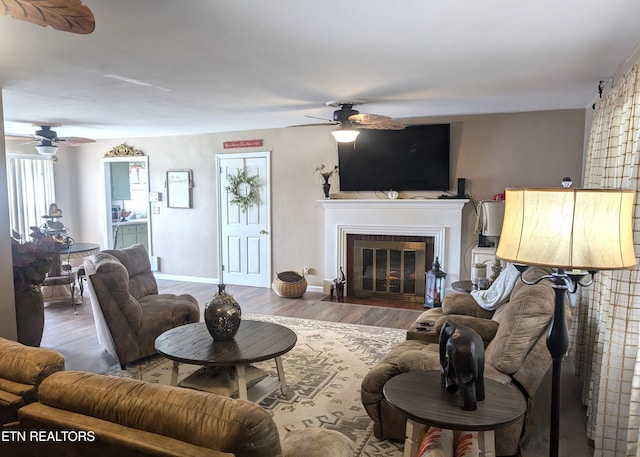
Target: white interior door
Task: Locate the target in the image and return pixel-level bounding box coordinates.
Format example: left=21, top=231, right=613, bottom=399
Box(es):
left=217, top=152, right=271, bottom=287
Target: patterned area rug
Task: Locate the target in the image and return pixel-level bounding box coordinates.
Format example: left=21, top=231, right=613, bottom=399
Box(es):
left=102, top=314, right=405, bottom=456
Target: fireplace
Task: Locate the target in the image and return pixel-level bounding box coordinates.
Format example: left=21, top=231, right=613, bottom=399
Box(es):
left=347, top=234, right=435, bottom=302
left=320, top=198, right=468, bottom=300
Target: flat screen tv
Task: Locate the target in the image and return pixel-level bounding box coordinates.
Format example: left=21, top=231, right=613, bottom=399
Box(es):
left=337, top=124, right=450, bottom=192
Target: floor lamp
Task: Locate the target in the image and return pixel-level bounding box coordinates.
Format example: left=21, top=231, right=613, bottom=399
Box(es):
left=495, top=187, right=636, bottom=457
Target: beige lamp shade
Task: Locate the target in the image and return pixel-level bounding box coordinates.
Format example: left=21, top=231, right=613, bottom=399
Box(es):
left=496, top=188, right=636, bottom=270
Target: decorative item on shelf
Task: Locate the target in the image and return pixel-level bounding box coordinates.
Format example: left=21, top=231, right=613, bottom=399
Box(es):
left=315, top=164, right=338, bottom=199
left=11, top=228, right=59, bottom=347
left=204, top=284, right=242, bottom=341
left=439, top=321, right=486, bottom=411
left=477, top=278, right=492, bottom=290
left=489, top=258, right=503, bottom=282
left=425, top=257, right=447, bottom=308
left=272, top=271, right=307, bottom=298
left=330, top=266, right=346, bottom=301
left=48, top=203, right=62, bottom=217
left=387, top=190, right=399, bottom=200
left=120, top=209, right=131, bottom=222
left=224, top=168, right=260, bottom=212
left=470, top=262, right=487, bottom=289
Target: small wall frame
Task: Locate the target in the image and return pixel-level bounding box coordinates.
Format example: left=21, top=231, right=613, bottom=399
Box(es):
left=166, top=169, right=193, bottom=208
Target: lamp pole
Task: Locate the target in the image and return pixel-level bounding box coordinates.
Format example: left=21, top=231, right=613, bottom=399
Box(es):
left=515, top=267, right=591, bottom=457
left=547, top=272, right=571, bottom=457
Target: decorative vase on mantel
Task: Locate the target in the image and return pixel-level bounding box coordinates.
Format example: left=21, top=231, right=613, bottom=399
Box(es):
left=14, top=286, right=45, bottom=347
left=204, top=284, right=242, bottom=341
left=322, top=175, right=331, bottom=199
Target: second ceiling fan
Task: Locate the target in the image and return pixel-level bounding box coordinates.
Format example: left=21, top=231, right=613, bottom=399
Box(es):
left=5, top=125, right=95, bottom=155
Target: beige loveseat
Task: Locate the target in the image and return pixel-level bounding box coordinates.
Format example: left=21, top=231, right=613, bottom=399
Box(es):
left=361, top=266, right=568, bottom=456
left=84, top=244, right=201, bottom=369
left=0, top=337, right=64, bottom=425
left=11, top=371, right=355, bottom=457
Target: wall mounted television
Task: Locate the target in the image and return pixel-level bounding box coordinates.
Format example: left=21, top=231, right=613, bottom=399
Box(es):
left=337, top=124, right=450, bottom=192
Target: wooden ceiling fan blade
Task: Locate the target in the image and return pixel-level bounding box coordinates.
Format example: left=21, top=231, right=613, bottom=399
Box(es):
left=304, top=114, right=335, bottom=123
left=55, top=136, right=96, bottom=146
left=349, top=113, right=391, bottom=125
left=358, top=120, right=406, bottom=130
left=5, top=133, right=36, bottom=141
left=1, top=0, right=95, bottom=35
left=288, top=122, right=337, bottom=128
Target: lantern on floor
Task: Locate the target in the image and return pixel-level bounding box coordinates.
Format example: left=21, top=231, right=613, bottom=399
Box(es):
left=425, top=257, right=447, bottom=308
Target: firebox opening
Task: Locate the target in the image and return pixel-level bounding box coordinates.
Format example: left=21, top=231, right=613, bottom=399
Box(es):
left=346, top=234, right=435, bottom=303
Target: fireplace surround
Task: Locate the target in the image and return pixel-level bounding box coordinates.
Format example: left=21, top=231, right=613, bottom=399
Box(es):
left=320, top=199, right=468, bottom=300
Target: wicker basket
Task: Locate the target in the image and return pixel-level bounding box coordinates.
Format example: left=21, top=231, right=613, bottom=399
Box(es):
left=272, top=271, right=307, bottom=298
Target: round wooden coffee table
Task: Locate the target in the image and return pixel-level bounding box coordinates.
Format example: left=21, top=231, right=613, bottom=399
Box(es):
left=155, top=320, right=297, bottom=402
left=383, top=370, right=526, bottom=457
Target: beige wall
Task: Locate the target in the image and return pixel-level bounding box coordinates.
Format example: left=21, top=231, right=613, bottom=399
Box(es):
left=3, top=109, right=585, bottom=309
left=0, top=93, right=17, bottom=339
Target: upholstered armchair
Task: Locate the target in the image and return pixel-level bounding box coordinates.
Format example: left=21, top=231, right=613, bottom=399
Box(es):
left=84, top=244, right=200, bottom=369
left=361, top=267, right=569, bottom=456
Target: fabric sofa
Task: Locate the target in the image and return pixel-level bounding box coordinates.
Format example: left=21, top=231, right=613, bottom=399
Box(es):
left=11, top=371, right=355, bottom=457
left=0, top=337, right=65, bottom=425
left=84, top=244, right=200, bottom=369
left=361, top=266, right=568, bottom=456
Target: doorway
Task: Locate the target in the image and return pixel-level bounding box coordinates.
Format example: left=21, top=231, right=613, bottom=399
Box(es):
left=100, top=156, right=151, bottom=253
left=216, top=152, right=271, bottom=287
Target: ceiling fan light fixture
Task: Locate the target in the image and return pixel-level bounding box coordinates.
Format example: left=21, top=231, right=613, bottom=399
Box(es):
left=35, top=145, right=59, bottom=156
left=331, top=128, right=360, bottom=143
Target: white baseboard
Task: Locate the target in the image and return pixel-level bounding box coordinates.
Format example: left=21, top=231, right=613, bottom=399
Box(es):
left=153, top=273, right=219, bottom=284
left=153, top=273, right=324, bottom=294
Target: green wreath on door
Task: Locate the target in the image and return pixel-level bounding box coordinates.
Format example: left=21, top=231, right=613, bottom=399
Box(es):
left=225, top=169, right=260, bottom=213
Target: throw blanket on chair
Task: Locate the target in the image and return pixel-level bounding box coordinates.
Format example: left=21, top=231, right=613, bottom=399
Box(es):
left=470, top=263, right=520, bottom=311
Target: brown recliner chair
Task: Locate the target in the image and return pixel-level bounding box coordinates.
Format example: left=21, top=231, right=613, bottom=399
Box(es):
left=361, top=266, right=569, bottom=456
left=84, top=244, right=200, bottom=369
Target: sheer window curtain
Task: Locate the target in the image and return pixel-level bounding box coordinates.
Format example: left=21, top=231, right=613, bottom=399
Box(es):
left=574, top=60, right=640, bottom=457
left=6, top=155, right=56, bottom=240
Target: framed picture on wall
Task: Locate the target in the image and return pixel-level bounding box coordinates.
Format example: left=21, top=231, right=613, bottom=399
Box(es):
left=166, top=169, right=193, bottom=208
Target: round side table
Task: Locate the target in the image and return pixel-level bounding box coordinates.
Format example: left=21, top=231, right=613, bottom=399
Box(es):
left=383, top=370, right=526, bottom=457
left=451, top=280, right=474, bottom=293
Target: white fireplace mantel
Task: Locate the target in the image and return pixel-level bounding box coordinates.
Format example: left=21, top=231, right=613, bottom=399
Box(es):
left=320, top=198, right=469, bottom=292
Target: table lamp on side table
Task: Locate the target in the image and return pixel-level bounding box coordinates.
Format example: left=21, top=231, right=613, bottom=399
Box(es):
left=496, top=187, right=636, bottom=457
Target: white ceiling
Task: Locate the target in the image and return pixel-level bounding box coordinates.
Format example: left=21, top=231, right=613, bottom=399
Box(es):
left=2, top=0, right=640, bottom=140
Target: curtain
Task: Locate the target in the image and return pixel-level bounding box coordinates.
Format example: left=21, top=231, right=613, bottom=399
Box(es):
left=576, top=60, right=640, bottom=457
left=6, top=156, right=56, bottom=240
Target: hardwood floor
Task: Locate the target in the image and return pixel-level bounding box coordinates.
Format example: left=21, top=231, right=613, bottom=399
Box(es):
left=39, top=279, right=592, bottom=457
left=40, top=279, right=423, bottom=372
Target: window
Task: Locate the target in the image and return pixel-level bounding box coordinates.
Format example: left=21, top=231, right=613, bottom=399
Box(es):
left=6, top=155, right=56, bottom=239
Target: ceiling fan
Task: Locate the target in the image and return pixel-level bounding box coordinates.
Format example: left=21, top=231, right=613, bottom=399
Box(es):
left=0, top=0, right=95, bottom=34
left=5, top=125, right=96, bottom=155
left=301, top=100, right=405, bottom=142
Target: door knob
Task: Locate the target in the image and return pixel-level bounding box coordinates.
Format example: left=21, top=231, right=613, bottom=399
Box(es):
left=260, top=230, right=269, bottom=234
